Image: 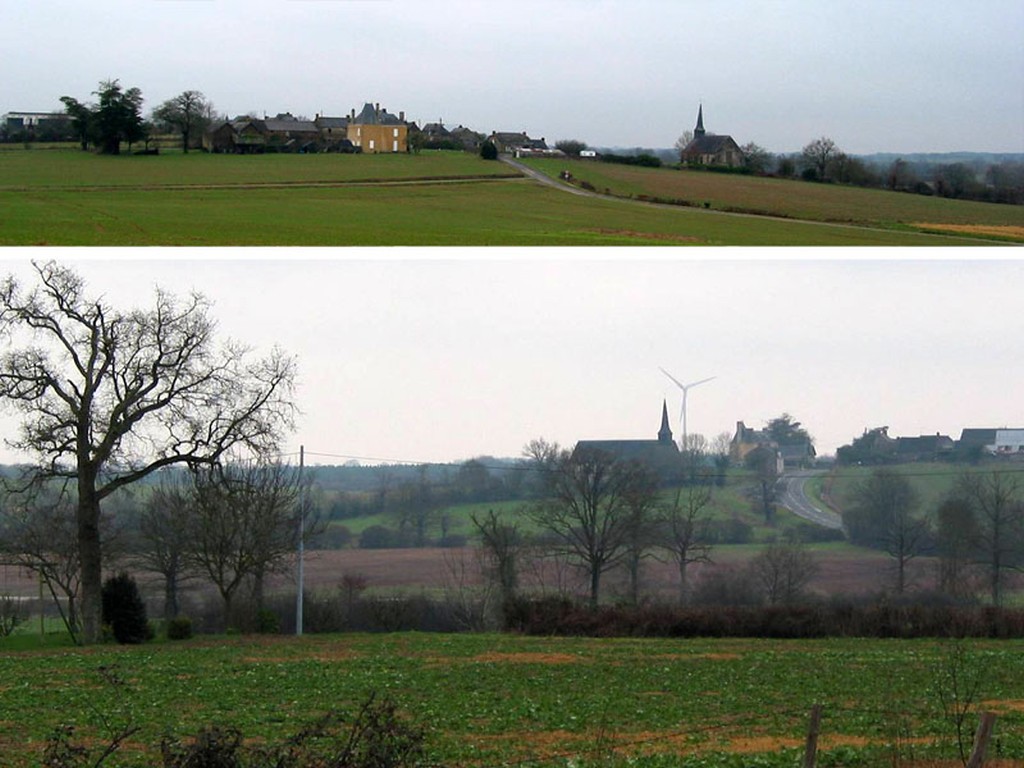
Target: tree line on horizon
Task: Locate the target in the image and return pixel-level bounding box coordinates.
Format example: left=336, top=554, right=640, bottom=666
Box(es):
left=2, top=77, right=1021, bottom=206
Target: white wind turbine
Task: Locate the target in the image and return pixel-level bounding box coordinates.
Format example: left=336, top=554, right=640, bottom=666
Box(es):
left=659, top=368, right=716, bottom=452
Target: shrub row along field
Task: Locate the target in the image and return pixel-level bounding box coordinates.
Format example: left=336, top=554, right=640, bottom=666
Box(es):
left=521, top=157, right=1024, bottom=242
left=0, top=633, right=1021, bottom=767
left=0, top=149, right=1007, bottom=245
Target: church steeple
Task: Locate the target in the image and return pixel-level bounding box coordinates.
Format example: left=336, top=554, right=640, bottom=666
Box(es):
left=658, top=399, right=674, bottom=445
left=694, top=104, right=706, bottom=138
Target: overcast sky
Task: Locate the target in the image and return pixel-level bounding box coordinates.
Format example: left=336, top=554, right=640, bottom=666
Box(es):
left=0, top=254, right=1021, bottom=468
left=5, top=0, right=1023, bottom=154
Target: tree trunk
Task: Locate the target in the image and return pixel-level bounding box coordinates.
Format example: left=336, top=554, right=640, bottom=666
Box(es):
left=627, top=554, right=640, bottom=606
left=678, top=559, right=689, bottom=606
left=164, top=573, right=180, bottom=621
left=589, top=567, right=601, bottom=609
left=76, top=483, right=103, bottom=645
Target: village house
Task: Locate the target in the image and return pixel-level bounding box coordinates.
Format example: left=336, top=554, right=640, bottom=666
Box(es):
left=895, top=434, right=956, bottom=462
left=347, top=102, right=408, bottom=154
left=680, top=105, right=744, bottom=168
left=730, top=420, right=815, bottom=470
left=487, top=131, right=555, bottom=157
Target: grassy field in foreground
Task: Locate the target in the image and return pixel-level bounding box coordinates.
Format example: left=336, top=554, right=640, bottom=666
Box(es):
left=521, top=158, right=1024, bottom=241
left=1, top=178, right=982, bottom=246
left=0, top=633, right=1020, bottom=767
left=0, top=149, right=998, bottom=245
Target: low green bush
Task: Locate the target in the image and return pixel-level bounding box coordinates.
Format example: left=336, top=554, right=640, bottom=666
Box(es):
left=166, top=616, right=193, bottom=640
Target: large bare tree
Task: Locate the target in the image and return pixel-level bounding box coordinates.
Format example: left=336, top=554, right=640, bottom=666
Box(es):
left=849, top=468, right=930, bottom=594
left=187, top=459, right=308, bottom=627
left=659, top=481, right=714, bottom=605
left=954, top=470, right=1024, bottom=606
left=528, top=443, right=659, bottom=607
left=133, top=473, right=195, bottom=621
left=0, top=262, right=296, bottom=642
left=153, top=90, right=214, bottom=153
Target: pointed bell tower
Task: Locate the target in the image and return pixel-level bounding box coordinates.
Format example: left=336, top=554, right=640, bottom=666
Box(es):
left=694, top=104, right=706, bottom=138
left=658, top=399, right=674, bottom=446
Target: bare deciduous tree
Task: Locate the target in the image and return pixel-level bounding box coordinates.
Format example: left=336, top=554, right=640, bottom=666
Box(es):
left=660, top=482, right=714, bottom=605
left=0, top=490, right=114, bottom=642
left=133, top=473, right=195, bottom=621
left=0, top=261, right=297, bottom=642
left=471, top=508, right=523, bottom=606
left=750, top=539, right=818, bottom=605
left=152, top=90, right=214, bottom=152
left=850, top=468, right=930, bottom=594
left=801, top=136, right=840, bottom=181
left=188, top=459, right=309, bottom=627
left=954, top=470, right=1024, bottom=606
left=528, top=444, right=659, bottom=607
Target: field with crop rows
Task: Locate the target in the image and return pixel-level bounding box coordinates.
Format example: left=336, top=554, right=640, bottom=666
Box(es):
left=0, top=632, right=1021, bottom=767
left=0, top=149, right=1008, bottom=245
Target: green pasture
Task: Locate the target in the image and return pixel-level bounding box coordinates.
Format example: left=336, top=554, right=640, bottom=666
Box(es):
left=820, top=462, right=970, bottom=516
left=0, top=148, right=513, bottom=188
left=0, top=149, right=999, bottom=245
left=521, top=157, right=1024, bottom=240
left=323, top=472, right=814, bottom=543
left=0, top=633, right=1020, bottom=766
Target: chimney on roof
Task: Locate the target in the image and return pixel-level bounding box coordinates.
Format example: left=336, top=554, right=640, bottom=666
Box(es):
left=375, top=103, right=380, bottom=117
left=399, top=111, right=405, bottom=122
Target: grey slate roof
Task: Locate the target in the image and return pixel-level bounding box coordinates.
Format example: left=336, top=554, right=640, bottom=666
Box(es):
left=316, top=116, right=349, bottom=130
left=682, top=134, right=740, bottom=155
left=353, top=103, right=405, bottom=125
left=262, top=118, right=319, bottom=133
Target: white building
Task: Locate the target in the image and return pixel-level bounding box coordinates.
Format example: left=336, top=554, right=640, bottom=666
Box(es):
left=992, top=429, right=1024, bottom=455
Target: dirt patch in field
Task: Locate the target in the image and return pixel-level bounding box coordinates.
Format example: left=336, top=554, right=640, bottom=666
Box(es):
left=471, top=651, right=583, bottom=665
left=585, top=228, right=703, bottom=243
left=982, top=698, right=1024, bottom=713
left=911, top=222, right=1024, bottom=240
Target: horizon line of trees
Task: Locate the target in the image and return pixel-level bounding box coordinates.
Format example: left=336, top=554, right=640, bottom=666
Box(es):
left=4, top=77, right=1020, bottom=205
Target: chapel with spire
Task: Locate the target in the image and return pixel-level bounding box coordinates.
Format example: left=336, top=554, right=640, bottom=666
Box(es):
left=573, top=400, right=682, bottom=483
left=680, top=103, right=744, bottom=168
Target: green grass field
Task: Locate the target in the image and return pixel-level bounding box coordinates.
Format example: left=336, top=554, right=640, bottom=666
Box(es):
left=521, top=158, right=1024, bottom=242
left=0, top=632, right=1020, bottom=766
left=0, top=149, right=1013, bottom=245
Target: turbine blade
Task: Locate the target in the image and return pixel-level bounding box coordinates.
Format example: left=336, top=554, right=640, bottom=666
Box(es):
left=659, top=367, right=686, bottom=390
left=685, top=376, right=716, bottom=389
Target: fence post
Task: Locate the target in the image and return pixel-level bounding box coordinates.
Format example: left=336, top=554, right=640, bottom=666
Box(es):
left=965, top=711, right=996, bottom=768
left=803, top=704, right=823, bottom=768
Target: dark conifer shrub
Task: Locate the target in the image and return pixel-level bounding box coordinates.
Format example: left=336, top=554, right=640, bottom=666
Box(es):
left=101, top=572, right=153, bottom=644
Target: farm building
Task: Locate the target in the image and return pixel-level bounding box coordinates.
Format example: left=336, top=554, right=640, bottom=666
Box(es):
left=203, top=118, right=267, bottom=153
left=959, top=427, right=1024, bottom=456
left=204, top=113, right=361, bottom=153
left=573, top=401, right=682, bottom=482
left=680, top=105, right=744, bottom=168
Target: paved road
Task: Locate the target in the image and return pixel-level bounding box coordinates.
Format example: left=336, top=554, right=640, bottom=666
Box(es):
left=777, top=470, right=844, bottom=530
left=499, top=155, right=598, bottom=197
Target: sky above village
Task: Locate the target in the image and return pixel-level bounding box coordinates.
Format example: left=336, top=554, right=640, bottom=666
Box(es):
left=0, top=254, right=1021, bottom=469
left=4, top=0, right=1023, bottom=154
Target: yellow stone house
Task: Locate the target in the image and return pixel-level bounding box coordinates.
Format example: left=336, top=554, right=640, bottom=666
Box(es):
left=347, top=102, right=408, bottom=154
